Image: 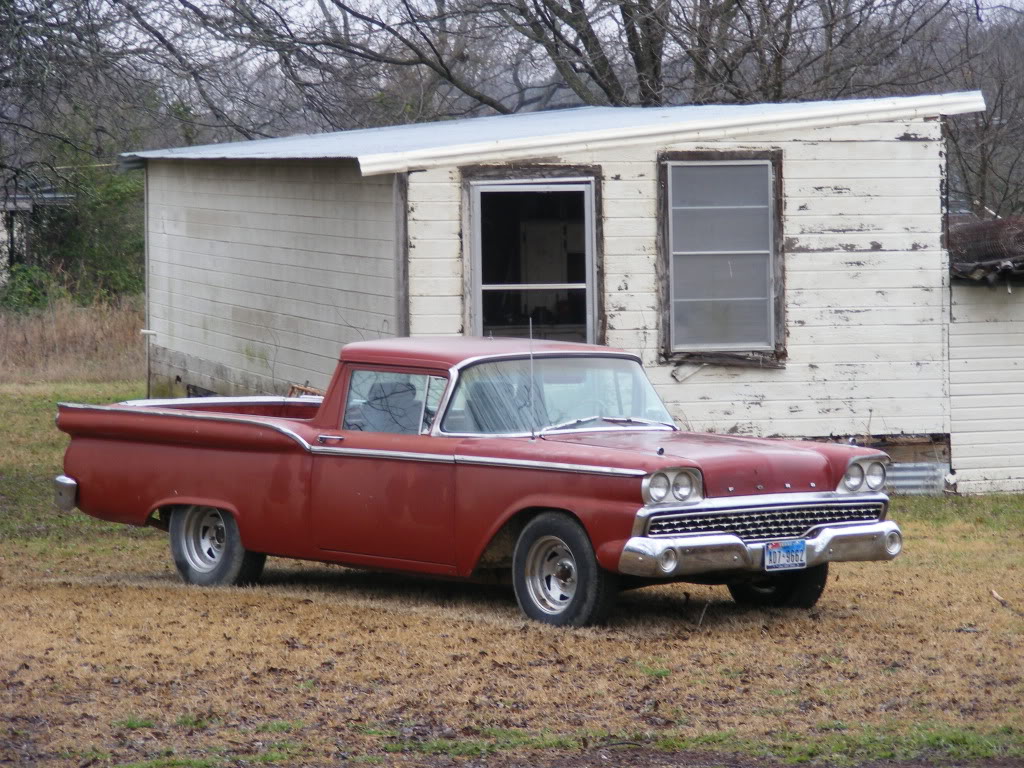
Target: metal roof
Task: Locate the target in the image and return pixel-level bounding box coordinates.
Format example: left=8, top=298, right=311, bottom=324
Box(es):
left=121, top=91, right=985, bottom=177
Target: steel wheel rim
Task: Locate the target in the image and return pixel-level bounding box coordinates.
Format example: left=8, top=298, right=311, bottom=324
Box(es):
left=181, top=507, right=227, bottom=573
left=524, top=535, right=577, bottom=615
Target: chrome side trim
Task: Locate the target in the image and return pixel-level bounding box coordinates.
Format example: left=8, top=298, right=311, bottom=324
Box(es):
left=57, top=402, right=315, bottom=452
left=441, top=425, right=676, bottom=439
left=118, top=395, right=323, bottom=407
left=618, top=520, right=902, bottom=577
left=311, top=446, right=455, bottom=463
left=631, top=490, right=889, bottom=536
left=454, top=454, right=646, bottom=477
left=54, top=475, right=78, bottom=511
left=57, top=402, right=643, bottom=475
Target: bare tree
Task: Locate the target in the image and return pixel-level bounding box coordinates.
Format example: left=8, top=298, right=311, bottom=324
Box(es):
left=127, top=0, right=969, bottom=131
left=942, top=5, right=1024, bottom=216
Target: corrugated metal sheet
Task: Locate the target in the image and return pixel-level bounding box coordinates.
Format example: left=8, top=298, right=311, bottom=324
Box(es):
left=887, top=462, right=950, bottom=495
left=121, top=91, right=985, bottom=176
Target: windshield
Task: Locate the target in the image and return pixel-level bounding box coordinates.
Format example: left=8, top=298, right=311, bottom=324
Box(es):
left=440, top=356, right=674, bottom=435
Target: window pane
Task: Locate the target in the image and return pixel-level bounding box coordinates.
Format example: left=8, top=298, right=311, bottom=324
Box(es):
left=423, top=376, right=447, bottom=431
left=482, top=288, right=587, bottom=342
left=673, top=299, right=771, bottom=348
left=673, top=253, right=770, bottom=301
left=668, top=160, right=775, bottom=350
left=343, top=370, right=429, bottom=434
left=672, top=207, right=770, bottom=253
left=671, top=164, right=770, bottom=207
left=441, top=356, right=672, bottom=435
left=480, top=191, right=585, bottom=285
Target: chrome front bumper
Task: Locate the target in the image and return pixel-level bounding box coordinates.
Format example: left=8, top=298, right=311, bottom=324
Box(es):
left=618, top=520, right=903, bottom=578
left=54, top=475, right=78, bottom=511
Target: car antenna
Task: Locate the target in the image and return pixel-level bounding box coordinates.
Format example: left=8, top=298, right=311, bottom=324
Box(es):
left=529, top=318, right=536, bottom=440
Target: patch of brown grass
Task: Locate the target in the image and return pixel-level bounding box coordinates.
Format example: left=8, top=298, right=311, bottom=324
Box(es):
left=1, top=508, right=1022, bottom=766
left=1, top=381, right=1022, bottom=765
left=0, top=298, right=145, bottom=383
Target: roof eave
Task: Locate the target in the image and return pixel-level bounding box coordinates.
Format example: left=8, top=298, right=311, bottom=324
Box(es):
left=357, top=90, right=986, bottom=176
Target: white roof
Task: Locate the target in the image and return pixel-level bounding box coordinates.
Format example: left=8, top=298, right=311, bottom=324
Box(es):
left=122, top=91, right=985, bottom=176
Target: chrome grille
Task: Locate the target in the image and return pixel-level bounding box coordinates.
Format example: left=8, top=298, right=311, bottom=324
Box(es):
left=646, top=502, right=885, bottom=541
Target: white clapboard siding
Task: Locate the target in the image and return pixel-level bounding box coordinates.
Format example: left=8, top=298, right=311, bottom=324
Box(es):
left=406, top=117, right=947, bottom=438
left=147, top=160, right=398, bottom=392
left=949, top=283, right=1024, bottom=492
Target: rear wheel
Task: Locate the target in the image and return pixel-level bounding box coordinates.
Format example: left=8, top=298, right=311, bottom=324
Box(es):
left=512, top=512, right=617, bottom=626
left=170, top=506, right=265, bottom=586
left=728, top=563, right=828, bottom=609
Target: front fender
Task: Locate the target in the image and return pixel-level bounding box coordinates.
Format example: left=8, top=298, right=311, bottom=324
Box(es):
left=455, top=467, right=643, bottom=577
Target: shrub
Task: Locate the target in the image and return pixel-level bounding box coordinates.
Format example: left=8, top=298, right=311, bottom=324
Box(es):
left=0, top=265, right=69, bottom=311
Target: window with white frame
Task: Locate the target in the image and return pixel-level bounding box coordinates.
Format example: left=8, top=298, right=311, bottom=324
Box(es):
left=470, top=180, right=596, bottom=343
left=666, top=158, right=779, bottom=354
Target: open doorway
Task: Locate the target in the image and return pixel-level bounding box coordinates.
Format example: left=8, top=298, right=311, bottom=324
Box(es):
left=471, top=181, right=595, bottom=342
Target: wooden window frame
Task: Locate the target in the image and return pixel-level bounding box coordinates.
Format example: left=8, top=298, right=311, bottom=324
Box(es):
left=658, top=150, right=786, bottom=369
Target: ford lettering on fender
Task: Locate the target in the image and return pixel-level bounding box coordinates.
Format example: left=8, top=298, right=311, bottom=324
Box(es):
left=55, top=337, right=903, bottom=626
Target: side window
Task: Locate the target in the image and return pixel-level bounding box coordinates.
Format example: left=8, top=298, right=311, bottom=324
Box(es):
left=343, top=371, right=447, bottom=435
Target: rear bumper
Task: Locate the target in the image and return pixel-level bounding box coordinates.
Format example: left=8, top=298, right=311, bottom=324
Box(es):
left=618, top=520, right=903, bottom=578
left=54, top=475, right=78, bottom=511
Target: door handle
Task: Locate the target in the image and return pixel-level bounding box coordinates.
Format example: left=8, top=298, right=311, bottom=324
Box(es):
left=317, top=434, right=345, bottom=444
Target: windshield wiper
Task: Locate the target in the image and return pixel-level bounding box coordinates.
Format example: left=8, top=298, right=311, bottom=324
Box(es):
left=540, top=415, right=677, bottom=434
left=539, top=415, right=602, bottom=433
left=599, top=416, right=677, bottom=430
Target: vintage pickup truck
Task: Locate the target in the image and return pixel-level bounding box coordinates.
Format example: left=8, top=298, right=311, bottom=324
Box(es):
left=55, top=337, right=902, bottom=626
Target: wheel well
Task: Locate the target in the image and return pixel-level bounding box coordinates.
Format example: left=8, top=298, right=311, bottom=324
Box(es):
left=145, top=506, right=173, bottom=531
left=473, top=506, right=582, bottom=573
left=145, top=503, right=237, bottom=532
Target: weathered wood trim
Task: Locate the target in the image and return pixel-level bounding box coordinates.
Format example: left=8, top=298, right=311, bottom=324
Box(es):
left=803, top=433, right=950, bottom=463
left=144, top=165, right=152, bottom=397
left=394, top=172, right=410, bottom=337
left=458, top=163, right=604, bottom=344
left=657, top=149, right=786, bottom=368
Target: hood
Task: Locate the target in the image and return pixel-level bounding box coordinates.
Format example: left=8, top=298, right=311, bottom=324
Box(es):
left=540, top=430, right=852, bottom=497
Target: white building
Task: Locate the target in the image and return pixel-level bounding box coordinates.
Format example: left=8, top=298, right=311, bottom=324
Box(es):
left=124, top=91, right=1019, bottom=493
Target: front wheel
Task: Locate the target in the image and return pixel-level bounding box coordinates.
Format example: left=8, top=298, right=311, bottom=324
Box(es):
left=512, top=513, right=617, bottom=626
left=169, top=505, right=266, bottom=586
left=728, top=563, right=828, bottom=609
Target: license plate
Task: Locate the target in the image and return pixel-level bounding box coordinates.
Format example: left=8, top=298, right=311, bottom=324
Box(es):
left=765, top=539, right=807, bottom=571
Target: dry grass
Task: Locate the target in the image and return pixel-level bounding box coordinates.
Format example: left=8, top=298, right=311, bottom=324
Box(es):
left=0, top=298, right=145, bottom=383
left=2, top=523, right=1022, bottom=767
left=1, top=380, right=1022, bottom=767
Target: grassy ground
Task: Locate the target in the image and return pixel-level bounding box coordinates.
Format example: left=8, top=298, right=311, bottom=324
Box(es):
left=1, top=379, right=1023, bottom=767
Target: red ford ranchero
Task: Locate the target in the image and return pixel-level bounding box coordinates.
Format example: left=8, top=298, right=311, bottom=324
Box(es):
left=55, top=337, right=902, bottom=626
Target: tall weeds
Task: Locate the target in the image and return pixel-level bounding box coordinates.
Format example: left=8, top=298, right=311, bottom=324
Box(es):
left=0, top=298, right=145, bottom=383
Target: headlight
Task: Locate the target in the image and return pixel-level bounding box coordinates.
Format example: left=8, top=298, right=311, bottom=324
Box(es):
left=648, top=473, right=670, bottom=502
left=842, top=463, right=865, bottom=491
left=643, top=468, right=703, bottom=505
left=865, top=461, right=886, bottom=490
left=672, top=472, right=693, bottom=501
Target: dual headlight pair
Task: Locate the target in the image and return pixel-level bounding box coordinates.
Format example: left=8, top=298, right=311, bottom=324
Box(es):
left=642, top=468, right=702, bottom=505
left=840, top=459, right=887, bottom=492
